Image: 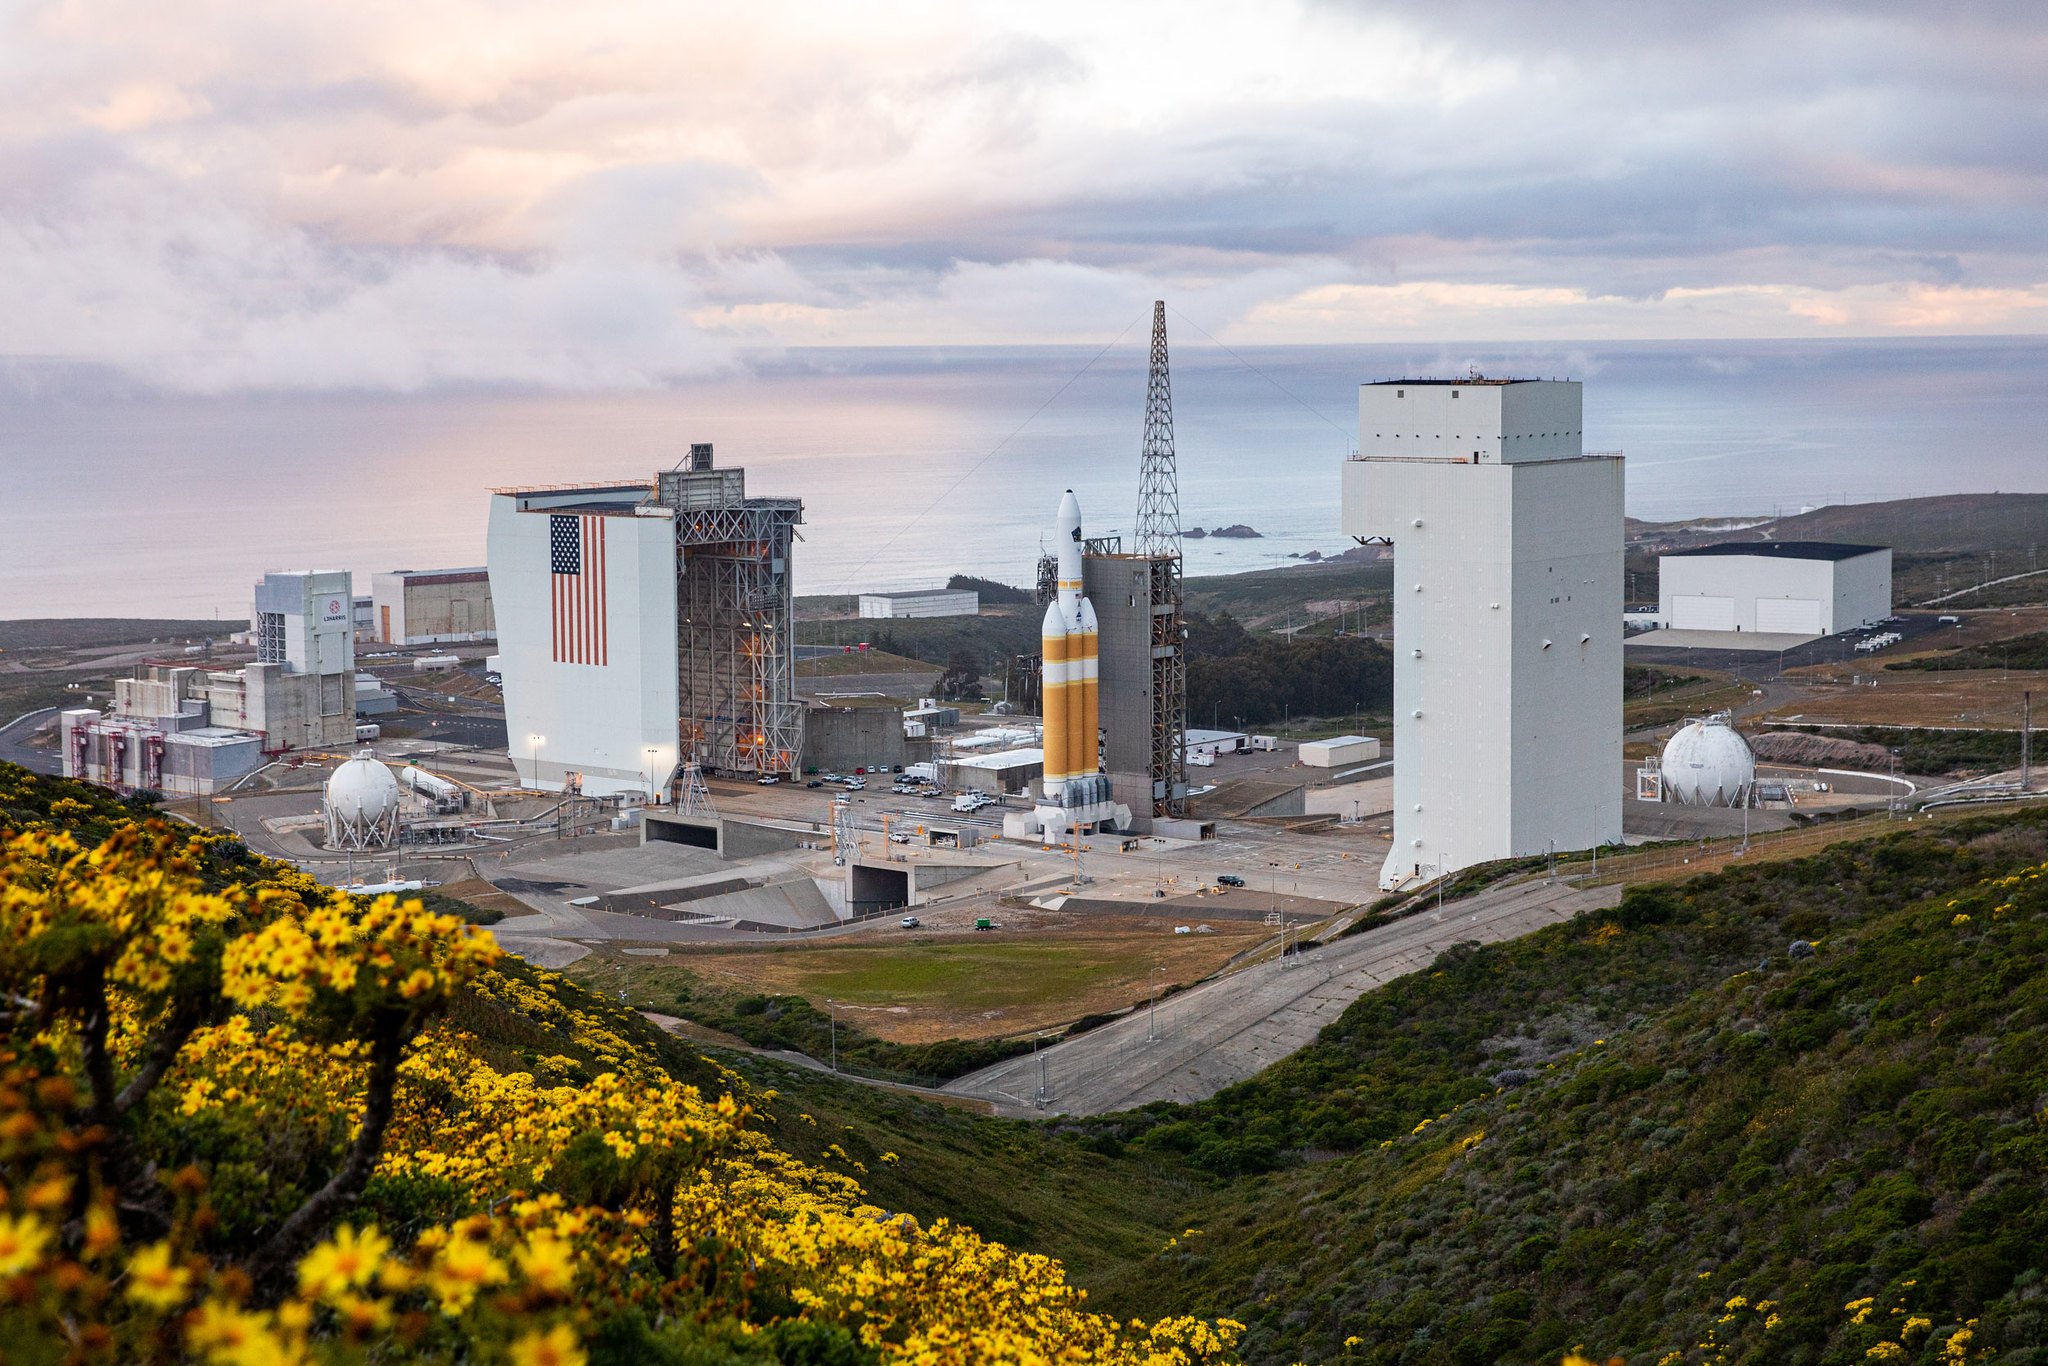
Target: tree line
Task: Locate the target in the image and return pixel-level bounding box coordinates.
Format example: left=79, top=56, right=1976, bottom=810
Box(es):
left=1184, top=611, right=1392, bottom=728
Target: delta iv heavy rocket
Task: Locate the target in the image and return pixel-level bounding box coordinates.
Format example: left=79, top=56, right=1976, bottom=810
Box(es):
left=1036, top=491, right=1124, bottom=834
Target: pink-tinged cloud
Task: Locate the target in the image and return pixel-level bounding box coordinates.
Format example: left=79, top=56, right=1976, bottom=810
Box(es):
left=2, top=0, right=2045, bottom=389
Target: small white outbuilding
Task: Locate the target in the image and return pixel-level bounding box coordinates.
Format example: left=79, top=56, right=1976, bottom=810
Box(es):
left=1298, top=735, right=1381, bottom=768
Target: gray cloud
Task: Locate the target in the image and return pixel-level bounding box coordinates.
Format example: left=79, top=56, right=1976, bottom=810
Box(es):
left=2, top=0, right=2044, bottom=389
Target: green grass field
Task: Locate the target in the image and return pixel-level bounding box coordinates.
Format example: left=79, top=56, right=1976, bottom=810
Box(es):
left=574, top=927, right=1262, bottom=1043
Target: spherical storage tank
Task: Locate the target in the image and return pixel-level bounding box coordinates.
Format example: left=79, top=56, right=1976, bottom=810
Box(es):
left=1659, top=714, right=1755, bottom=807
left=325, top=752, right=402, bottom=847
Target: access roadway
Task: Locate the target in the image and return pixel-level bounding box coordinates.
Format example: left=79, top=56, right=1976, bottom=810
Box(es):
left=0, top=708, right=61, bottom=776
left=944, top=874, right=1621, bottom=1118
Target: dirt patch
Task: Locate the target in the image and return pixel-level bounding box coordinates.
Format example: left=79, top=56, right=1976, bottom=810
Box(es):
left=1765, top=669, right=2047, bottom=730
left=436, top=875, right=537, bottom=921
left=1750, top=731, right=1893, bottom=769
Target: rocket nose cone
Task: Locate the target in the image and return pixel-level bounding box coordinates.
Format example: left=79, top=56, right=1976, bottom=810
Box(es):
left=1059, top=490, right=1081, bottom=520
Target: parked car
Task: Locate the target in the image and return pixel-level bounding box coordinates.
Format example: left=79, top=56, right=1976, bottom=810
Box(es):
left=806, top=780, right=823, bottom=789
left=1217, top=874, right=1245, bottom=888
left=889, top=832, right=912, bottom=844
left=900, top=916, right=921, bottom=929
left=756, top=775, right=779, bottom=785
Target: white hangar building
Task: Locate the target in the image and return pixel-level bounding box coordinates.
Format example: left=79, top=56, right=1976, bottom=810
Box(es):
left=1341, top=377, right=1623, bottom=890
left=1659, top=542, right=1891, bottom=637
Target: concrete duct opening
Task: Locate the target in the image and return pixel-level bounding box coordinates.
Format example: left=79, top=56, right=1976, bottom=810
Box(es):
left=848, top=864, right=909, bottom=914
left=645, top=813, right=719, bottom=852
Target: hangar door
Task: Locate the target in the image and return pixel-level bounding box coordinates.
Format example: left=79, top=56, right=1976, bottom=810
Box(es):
left=1756, top=597, right=1822, bottom=635
left=1671, top=595, right=1736, bottom=631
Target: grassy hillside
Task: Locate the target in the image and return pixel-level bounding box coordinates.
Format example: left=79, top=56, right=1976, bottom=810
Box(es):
left=1888, top=629, right=2048, bottom=672
left=1098, top=810, right=2048, bottom=1364
left=1633, top=494, right=2048, bottom=557
left=1765, top=493, right=2048, bottom=555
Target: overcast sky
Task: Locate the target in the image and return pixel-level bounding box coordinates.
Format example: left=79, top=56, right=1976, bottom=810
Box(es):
left=4, top=0, right=2045, bottom=390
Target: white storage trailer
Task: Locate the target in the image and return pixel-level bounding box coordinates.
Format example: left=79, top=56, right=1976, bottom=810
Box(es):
left=1298, top=735, right=1381, bottom=767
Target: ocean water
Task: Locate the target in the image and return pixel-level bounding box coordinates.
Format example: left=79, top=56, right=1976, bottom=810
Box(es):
left=3, top=335, right=2045, bottom=619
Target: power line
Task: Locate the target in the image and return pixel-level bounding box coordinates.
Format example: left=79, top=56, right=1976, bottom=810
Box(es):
left=1165, top=303, right=1353, bottom=442
left=825, top=311, right=1149, bottom=595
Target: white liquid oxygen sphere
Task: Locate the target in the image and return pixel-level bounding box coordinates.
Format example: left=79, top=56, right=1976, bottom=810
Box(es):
left=326, top=754, right=403, bottom=825
left=1660, top=715, right=1756, bottom=807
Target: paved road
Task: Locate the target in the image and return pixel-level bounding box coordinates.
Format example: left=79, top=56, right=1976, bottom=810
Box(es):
left=945, top=875, right=1620, bottom=1117
left=1625, top=612, right=1944, bottom=675
left=0, top=708, right=62, bottom=775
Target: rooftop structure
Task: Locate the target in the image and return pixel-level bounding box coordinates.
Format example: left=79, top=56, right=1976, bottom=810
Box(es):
left=1663, top=541, right=1885, bottom=562
left=1343, top=377, right=1623, bottom=889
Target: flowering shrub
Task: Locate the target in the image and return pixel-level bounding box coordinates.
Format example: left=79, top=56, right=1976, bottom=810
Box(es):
left=0, top=778, right=1239, bottom=1364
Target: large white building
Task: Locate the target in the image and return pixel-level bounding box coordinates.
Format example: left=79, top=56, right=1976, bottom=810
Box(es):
left=487, top=482, right=682, bottom=799
left=488, top=448, right=804, bottom=799
left=1341, top=378, right=1623, bottom=889
left=858, top=588, right=978, bottom=619
left=371, top=568, right=496, bottom=645
left=1659, top=541, right=1891, bottom=636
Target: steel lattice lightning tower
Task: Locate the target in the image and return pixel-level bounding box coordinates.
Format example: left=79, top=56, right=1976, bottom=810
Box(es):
left=1134, top=302, right=1189, bottom=816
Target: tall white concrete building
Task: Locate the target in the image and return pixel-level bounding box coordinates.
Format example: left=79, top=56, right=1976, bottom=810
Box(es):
left=486, top=447, right=804, bottom=799
left=1341, top=379, right=1623, bottom=890
left=207, top=571, right=358, bottom=749
left=487, top=483, right=682, bottom=799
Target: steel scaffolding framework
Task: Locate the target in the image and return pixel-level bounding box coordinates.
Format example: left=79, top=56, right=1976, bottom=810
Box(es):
left=660, top=460, right=805, bottom=777
left=1134, top=302, right=1189, bottom=817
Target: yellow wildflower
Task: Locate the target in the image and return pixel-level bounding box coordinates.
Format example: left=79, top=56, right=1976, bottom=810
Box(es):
left=0, top=1212, right=51, bottom=1278
left=297, top=1224, right=391, bottom=1302
left=515, top=1231, right=577, bottom=1295
left=426, top=1236, right=506, bottom=1314
left=124, top=1241, right=191, bottom=1311
left=510, top=1323, right=587, bottom=1366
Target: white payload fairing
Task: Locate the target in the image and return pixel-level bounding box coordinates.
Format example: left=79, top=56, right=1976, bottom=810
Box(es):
left=1035, top=491, right=1123, bottom=835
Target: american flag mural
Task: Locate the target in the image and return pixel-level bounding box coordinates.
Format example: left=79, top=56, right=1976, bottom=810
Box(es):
left=549, top=513, right=608, bottom=665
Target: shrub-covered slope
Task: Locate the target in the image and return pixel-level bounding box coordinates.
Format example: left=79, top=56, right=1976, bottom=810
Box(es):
left=0, top=764, right=1235, bottom=1365
left=1107, top=814, right=2048, bottom=1365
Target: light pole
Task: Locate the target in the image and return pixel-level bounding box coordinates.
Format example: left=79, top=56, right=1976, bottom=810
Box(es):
left=1147, top=968, right=1164, bottom=1041
left=644, top=746, right=659, bottom=803
left=528, top=734, right=546, bottom=788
